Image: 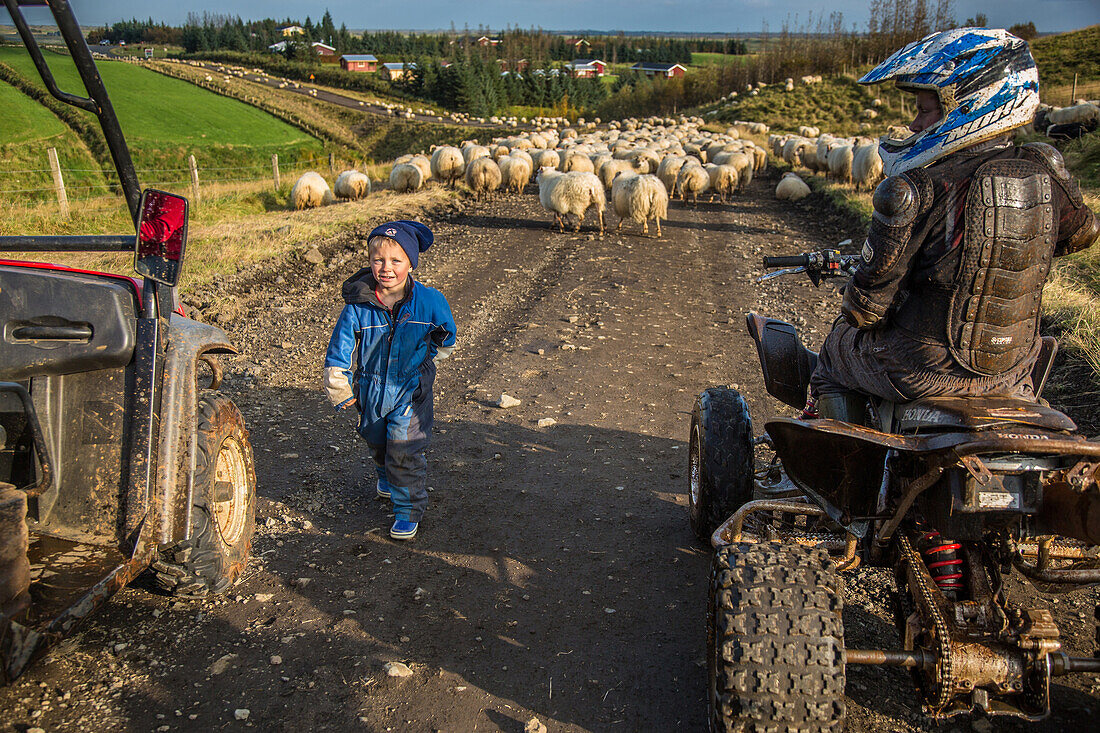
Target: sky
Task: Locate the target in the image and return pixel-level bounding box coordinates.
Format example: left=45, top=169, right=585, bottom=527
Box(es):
left=4, top=0, right=1098, bottom=35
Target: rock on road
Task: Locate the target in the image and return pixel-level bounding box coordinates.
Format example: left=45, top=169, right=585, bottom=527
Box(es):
left=2, top=170, right=1097, bottom=731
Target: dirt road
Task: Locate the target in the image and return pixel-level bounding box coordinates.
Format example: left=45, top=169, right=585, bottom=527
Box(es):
left=2, top=171, right=1097, bottom=731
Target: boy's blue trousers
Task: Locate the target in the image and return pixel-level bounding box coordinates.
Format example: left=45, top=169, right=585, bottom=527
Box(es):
left=360, top=392, right=433, bottom=523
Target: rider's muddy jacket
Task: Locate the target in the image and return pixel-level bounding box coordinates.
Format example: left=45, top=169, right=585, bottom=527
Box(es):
left=323, top=269, right=456, bottom=420
left=842, top=137, right=1098, bottom=379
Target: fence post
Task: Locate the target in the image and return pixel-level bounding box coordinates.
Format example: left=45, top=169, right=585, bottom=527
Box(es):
left=329, top=152, right=335, bottom=174
left=188, top=154, right=200, bottom=204
left=47, top=147, right=70, bottom=218
left=272, top=154, right=281, bottom=191
left=1071, top=73, right=1078, bottom=104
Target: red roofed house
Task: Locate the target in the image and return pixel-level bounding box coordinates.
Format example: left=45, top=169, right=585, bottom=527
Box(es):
left=340, top=54, right=378, bottom=72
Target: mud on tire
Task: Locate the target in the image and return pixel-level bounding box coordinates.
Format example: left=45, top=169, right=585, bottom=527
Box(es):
left=689, top=387, right=753, bottom=541
left=152, top=393, right=256, bottom=597
left=708, top=542, right=845, bottom=733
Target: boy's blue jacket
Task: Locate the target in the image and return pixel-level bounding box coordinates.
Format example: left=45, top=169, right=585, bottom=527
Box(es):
left=323, top=268, right=456, bottom=421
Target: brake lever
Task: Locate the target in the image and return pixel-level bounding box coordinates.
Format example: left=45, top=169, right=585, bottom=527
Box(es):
left=756, top=266, right=806, bottom=283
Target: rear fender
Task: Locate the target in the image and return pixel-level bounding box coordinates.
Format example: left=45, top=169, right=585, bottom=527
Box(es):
left=745, top=312, right=818, bottom=409
left=154, top=315, right=236, bottom=547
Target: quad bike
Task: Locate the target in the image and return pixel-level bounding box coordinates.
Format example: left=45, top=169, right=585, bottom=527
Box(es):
left=690, top=248, right=1100, bottom=730
left=0, top=0, right=256, bottom=681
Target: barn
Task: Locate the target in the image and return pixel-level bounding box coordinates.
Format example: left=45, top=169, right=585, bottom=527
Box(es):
left=340, top=54, right=378, bottom=72
left=566, top=59, right=607, bottom=78
left=631, top=62, right=687, bottom=78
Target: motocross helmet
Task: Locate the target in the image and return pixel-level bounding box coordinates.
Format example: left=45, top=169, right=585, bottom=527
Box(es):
left=859, top=27, right=1039, bottom=176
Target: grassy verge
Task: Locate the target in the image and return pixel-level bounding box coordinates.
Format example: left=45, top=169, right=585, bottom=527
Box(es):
left=4, top=182, right=459, bottom=293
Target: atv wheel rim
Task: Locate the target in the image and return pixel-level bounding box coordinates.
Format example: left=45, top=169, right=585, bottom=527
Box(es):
left=212, top=435, right=249, bottom=547
left=689, top=425, right=702, bottom=510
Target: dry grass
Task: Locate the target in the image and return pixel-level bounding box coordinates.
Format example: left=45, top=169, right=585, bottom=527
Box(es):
left=3, top=180, right=457, bottom=293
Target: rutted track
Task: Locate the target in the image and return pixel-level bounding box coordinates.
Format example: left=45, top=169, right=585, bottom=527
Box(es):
left=1, top=171, right=1097, bottom=731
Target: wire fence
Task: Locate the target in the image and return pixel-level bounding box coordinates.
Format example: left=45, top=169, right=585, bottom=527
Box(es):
left=4, top=149, right=359, bottom=208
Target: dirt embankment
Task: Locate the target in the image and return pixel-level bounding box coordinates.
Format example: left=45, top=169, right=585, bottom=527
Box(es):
left=2, top=170, right=1097, bottom=732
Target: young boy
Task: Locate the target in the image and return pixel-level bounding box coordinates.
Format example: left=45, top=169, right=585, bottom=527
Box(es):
left=323, top=221, right=456, bottom=540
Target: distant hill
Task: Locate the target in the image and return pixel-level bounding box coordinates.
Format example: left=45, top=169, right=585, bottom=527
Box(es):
left=1031, top=24, right=1100, bottom=89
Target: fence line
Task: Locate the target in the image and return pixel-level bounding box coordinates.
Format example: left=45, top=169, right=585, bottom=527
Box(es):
left=7, top=147, right=362, bottom=209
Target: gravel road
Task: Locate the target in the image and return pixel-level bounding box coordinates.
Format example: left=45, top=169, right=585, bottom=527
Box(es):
left=2, top=170, right=1097, bottom=732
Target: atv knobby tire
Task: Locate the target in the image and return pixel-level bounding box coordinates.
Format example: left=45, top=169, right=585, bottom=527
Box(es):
left=689, top=387, right=753, bottom=541
left=152, top=393, right=256, bottom=597
left=708, top=542, right=845, bottom=733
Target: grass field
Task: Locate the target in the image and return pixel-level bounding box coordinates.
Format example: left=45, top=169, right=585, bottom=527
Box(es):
left=1032, top=25, right=1100, bottom=89
left=0, top=46, right=325, bottom=178
left=690, top=52, right=748, bottom=67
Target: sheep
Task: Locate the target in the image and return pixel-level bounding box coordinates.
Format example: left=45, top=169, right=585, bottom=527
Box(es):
left=389, top=163, right=423, bottom=193
left=430, top=145, right=464, bottom=187
left=598, top=158, right=636, bottom=190
left=536, top=168, right=606, bottom=234
left=676, top=164, right=710, bottom=205
left=705, top=163, right=739, bottom=203
left=827, top=144, right=854, bottom=184
left=656, top=155, right=688, bottom=197
left=724, top=151, right=753, bottom=191
left=499, top=155, right=532, bottom=195
left=561, top=152, right=595, bottom=174
left=462, top=144, right=490, bottom=165
left=631, top=148, right=661, bottom=174
left=334, top=170, right=371, bottom=200
left=751, top=146, right=767, bottom=172
left=463, top=157, right=500, bottom=201
left=797, top=125, right=820, bottom=138
left=782, top=137, right=812, bottom=167
left=611, top=173, right=669, bottom=237
left=290, top=172, right=335, bottom=209
left=1048, top=102, right=1100, bottom=126
left=851, top=144, right=884, bottom=191
left=776, top=172, right=811, bottom=201
left=531, top=149, right=560, bottom=170
left=409, top=154, right=432, bottom=182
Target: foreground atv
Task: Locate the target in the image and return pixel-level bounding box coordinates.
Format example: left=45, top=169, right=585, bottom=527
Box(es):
left=691, top=249, right=1100, bottom=730
left=0, top=0, right=255, bottom=681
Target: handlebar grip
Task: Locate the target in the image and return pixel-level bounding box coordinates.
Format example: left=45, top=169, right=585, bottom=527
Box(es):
left=762, top=255, right=808, bottom=268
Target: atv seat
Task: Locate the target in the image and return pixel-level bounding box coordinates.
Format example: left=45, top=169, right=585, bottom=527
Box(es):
left=892, top=396, right=1076, bottom=433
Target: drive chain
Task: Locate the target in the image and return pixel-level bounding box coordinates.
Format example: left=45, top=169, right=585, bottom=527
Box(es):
left=897, top=533, right=954, bottom=713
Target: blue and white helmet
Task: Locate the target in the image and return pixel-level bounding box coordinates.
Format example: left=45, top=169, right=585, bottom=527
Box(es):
left=860, top=28, right=1039, bottom=176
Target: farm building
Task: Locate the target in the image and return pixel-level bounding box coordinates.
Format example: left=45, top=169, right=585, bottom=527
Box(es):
left=311, top=41, right=335, bottom=57
left=277, top=25, right=304, bottom=37
left=381, top=62, right=417, bottom=81
left=340, top=54, right=378, bottom=72
left=565, top=59, right=607, bottom=78
left=477, top=36, right=501, bottom=47
left=631, top=62, right=687, bottom=78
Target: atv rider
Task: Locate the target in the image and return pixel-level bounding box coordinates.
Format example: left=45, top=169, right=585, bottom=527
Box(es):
left=810, top=28, right=1099, bottom=420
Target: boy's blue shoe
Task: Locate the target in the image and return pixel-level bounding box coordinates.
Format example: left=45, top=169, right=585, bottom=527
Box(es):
left=376, top=481, right=391, bottom=499
left=390, top=518, right=418, bottom=540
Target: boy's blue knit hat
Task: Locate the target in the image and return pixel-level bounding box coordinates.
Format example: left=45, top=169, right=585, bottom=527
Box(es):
left=368, top=220, right=434, bottom=269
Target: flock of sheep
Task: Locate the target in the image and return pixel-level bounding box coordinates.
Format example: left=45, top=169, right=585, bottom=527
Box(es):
left=290, top=115, right=780, bottom=236
left=766, top=125, right=888, bottom=202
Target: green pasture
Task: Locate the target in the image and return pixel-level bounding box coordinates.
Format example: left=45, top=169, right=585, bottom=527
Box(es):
left=690, top=52, right=747, bottom=67
left=0, top=46, right=324, bottom=175
left=0, top=78, right=109, bottom=200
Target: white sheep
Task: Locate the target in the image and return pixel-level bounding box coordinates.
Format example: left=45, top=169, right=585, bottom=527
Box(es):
left=851, top=144, right=884, bottom=191
left=611, top=173, right=668, bottom=237
left=408, top=154, right=432, bottom=182
left=389, top=163, right=423, bottom=193
left=531, top=149, right=560, bottom=171
left=536, top=168, right=606, bottom=234
left=1048, top=102, right=1100, bottom=126
left=631, top=148, right=661, bottom=174
left=776, top=172, right=811, bottom=201
left=462, top=144, right=490, bottom=165
left=598, top=158, right=636, bottom=190
left=334, top=170, right=371, bottom=200
left=290, top=172, right=335, bottom=209
left=676, top=164, right=710, bottom=205
left=465, top=157, right=502, bottom=201
left=499, top=155, right=532, bottom=195
left=705, top=163, right=739, bottom=203
left=430, top=145, right=464, bottom=187
left=561, top=152, right=595, bottom=173
left=827, top=144, right=854, bottom=184
left=656, top=155, right=688, bottom=197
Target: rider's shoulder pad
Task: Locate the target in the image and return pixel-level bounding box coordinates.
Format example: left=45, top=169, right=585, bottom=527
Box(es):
left=872, top=174, right=920, bottom=228
left=1022, top=142, right=1069, bottom=181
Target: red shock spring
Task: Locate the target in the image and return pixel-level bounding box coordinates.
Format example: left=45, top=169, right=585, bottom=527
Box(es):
left=920, top=531, right=964, bottom=596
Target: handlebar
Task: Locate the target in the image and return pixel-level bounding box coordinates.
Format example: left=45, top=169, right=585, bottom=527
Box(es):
left=762, top=255, right=809, bottom=268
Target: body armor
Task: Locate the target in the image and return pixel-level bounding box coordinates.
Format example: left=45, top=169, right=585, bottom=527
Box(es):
left=899, top=157, right=1054, bottom=375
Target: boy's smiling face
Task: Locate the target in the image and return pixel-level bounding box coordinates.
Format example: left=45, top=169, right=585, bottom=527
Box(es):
left=370, top=239, right=411, bottom=293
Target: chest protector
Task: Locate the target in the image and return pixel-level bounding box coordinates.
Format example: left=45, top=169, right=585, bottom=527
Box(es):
left=948, top=157, right=1055, bottom=375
